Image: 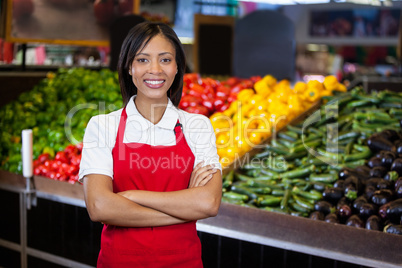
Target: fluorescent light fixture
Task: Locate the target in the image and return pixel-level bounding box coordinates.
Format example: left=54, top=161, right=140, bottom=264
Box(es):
left=238, top=0, right=396, bottom=4
left=237, top=0, right=330, bottom=4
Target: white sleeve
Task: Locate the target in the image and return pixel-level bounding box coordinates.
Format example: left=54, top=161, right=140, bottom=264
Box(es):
left=78, top=115, right=115, bottom=182
left=185, top=114, right=222, bottom=172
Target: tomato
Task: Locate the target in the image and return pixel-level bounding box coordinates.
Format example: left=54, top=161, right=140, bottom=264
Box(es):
left=68, top=165, right=79, bottom=176
left=179, top=95, right=202, bottom=110
left=33, top=159, right=41, bottom=167
left=38, top=153, right=50, bottom=164
left=240, top=79, right=254, bottom=89
left=216, top=85, right=230, bottom=98
left=56, top=171, right=68, bottom=181
left=213, top=98, right=228, bottom=111
left=64, top=144, right=78, bottom=156
left=47, top=171, right=57, bottom=180
left=33, top=166, right=41, bottom=176
left=185, top=105, right=209, bottom=117
left=55, top=151, right=69, bottom=164
left=70, top=155, right=81, bottom=166
left=93, top=0, right=115, bottom=26
left=187, top=83, right=204, bottom=98
left=202, top=100, right=214, bottom=113
left=226, top=77, right=240, bottom=87
left=50, top=160, right=62, bottom=172
left=75, top=143, right=83, bottom=153
left=201, top=85, right=215, bottom=101
left=218, top=103, right=230, bottom=113
left=183, top=73, right=201, bottom=86
left=68, top=174, right=79, bottom=184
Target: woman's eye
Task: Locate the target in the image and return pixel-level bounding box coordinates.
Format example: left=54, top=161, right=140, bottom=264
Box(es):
left=161, top=58, right=172, bottom=63
left=136, top=58, right=147, bottom=63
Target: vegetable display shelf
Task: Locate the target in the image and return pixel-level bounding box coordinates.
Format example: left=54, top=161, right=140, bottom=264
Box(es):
left=0, top=170, right=401, bottom=268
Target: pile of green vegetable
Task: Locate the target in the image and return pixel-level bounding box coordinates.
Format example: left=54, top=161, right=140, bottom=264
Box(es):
left=222, top=87, right=402, bottom=233
left=0, top=68, right=122, bottom=174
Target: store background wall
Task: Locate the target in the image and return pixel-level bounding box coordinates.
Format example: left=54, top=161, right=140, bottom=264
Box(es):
left=282, top=2, right=402, bottom=46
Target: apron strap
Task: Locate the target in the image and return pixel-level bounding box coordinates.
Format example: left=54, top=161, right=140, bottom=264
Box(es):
left=115, top=106, right=128, bottom=145
left=173, top=120, right=183, bottom=135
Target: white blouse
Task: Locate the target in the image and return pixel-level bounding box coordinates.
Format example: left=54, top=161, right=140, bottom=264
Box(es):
left=78, top=96, right=221, bottom=182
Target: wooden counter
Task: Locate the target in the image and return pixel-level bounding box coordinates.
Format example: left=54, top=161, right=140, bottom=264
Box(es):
left=1, top=170, right=401, bottom=268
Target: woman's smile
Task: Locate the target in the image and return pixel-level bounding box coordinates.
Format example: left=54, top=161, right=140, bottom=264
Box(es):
left=144, top=79, right=165, bottom=88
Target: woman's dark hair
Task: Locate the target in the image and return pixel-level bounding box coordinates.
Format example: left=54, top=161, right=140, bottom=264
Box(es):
left=117, top=21, right=186, bottom=107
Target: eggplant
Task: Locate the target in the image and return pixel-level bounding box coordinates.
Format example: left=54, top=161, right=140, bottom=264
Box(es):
left=365, top=215, right=382, bottom=231
left=371, top=189, right=395, bottom=206
left=390, top=158, right=402, bottom=176
left=309, top=211, right=325, bottom=221
left=353, top=195, right=368, bottom=213
left=377, top=179, right=391, bottom=190
left=345, top=215, right=364, bottom=228
left=367, top=135, right=396, bottom=153
left=369, top=166, right=388, bottom=178
left=338, top=204, right=352, bottom=221
left=379, top=202, right=392, bottom=219
left=344, top=175, right=360, bottom=189
left=324, top=213, right=339, bottom=224
left=397, top=184, right=402, bottom=199
left=333, top=180, right=345, bottom=189
left=323, top=187, right=344, bottom=205
left=344, top=184, right=358, bottom=201
left=354, top=165, right=371, bottom=179
left=359, top=202, right=378, bottom=220
left=379, top=129, right=400, bottom=142
left=384, top=171, right=399, bottom=182
left=365, top=177, right=383, bottom=189
left=364, top=185, right=377, bottom=200
left=395, top=177, right=402, bottom=190
left=314, top=200, right=335, bottom=215
left=336, top=196, right=351, bottom=210
left=368, top=157, right=383, bottom=168
left=380, top=151, right=396, bottom=168
left=338, top=167, right=357, bottom=180
left=384, top=224, right=402, bottom=235
left=396, top=140, right=402, bottom=155
left=386, top=199, right=402, bottom=224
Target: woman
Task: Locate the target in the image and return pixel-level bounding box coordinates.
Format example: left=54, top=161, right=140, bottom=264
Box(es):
left=79, top=22, right=222, bottom=267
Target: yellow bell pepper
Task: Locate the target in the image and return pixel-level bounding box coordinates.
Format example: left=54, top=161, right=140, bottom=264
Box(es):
left=304, top=87, right=321, bottom=102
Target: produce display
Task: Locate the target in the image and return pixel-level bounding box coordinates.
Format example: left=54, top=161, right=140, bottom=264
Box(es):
left=222, top=87, right=402, bottom=234
left=3, top=67, right=400, bottom=235
left=0, top=69, right=259, bottom=183
left=0, top=68, right=122, bottom=182
left=213, top=75, right=346, bottom=167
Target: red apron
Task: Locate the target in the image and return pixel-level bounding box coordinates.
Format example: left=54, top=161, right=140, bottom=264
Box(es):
left=97, top=106, right=202, bottom=267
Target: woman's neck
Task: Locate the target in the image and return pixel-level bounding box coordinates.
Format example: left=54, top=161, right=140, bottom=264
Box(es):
left=134, top=95, right=168, bottom=125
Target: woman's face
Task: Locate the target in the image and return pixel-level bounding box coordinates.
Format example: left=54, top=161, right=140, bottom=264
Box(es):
left=130, top=34, right=177, bottom=103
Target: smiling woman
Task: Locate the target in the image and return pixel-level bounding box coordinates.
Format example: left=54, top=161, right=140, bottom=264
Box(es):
left=129, top=34, right=178, bottom=122
left=79, top=21, right=222, bottom=268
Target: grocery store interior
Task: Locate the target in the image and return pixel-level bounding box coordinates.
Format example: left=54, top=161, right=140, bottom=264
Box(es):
left=1, top=0, right=402, bottom=268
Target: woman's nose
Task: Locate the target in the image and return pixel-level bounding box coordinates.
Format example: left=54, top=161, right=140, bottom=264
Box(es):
left=149, top=61, right=162, bottom=74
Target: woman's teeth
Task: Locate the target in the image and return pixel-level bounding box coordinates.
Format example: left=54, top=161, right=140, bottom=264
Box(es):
left=145, top=80, right=164, bottom=85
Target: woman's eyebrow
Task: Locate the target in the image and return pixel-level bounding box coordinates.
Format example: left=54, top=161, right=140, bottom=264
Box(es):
left=135, top=52, right=174, bottom=57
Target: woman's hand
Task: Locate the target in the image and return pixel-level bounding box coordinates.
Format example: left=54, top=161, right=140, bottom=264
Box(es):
left=188, top=162, right=218, bottom=188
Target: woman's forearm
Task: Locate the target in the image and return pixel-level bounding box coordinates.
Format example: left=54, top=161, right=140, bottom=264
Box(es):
left=83, top=174, right=187, bottom=227
left=119, top=172, right=222, bottom=221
